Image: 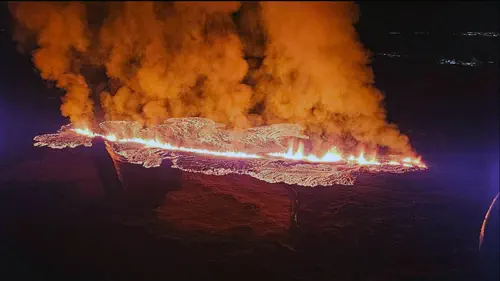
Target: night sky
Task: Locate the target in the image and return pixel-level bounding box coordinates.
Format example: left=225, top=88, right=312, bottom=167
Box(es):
left=357, top=1, right=500, bottom=32
left=1, top=2, right=499, bottom=36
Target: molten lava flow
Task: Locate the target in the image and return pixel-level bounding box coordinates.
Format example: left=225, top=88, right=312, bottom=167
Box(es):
left=268, top=142, right=343, bottom=163
left=75, top=128, right=262, bottom=159
left=349, top=153, right=381, bottom=166
left=33, top=118, right=427, bottom=187
left=267, top=142, right=426, bottom=169
left=75, top=128, right=424, bottom=168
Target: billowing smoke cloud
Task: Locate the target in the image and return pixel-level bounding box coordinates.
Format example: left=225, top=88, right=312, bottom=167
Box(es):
left=10, top=1, right=413, bottom=155
left=253, top=2, right=411, bottom=154
left=98, top=2, right=253, bottom=128
left=10, top=2, right=94, bottom=127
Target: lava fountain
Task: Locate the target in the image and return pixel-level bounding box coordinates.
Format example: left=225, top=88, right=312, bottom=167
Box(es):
left=33, top=118, right=427, bottom=187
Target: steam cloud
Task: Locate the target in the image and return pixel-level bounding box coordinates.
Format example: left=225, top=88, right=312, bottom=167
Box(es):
left=10, top=2, right=413, bottom=155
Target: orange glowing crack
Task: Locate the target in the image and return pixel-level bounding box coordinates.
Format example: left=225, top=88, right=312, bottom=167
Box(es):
left=72, top=128, right=427, bottom=168
left=73, top=128, right=262, bottom=159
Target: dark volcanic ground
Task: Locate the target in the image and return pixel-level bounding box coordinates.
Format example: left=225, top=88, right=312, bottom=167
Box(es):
left=1, top=8, right=499, bottom=281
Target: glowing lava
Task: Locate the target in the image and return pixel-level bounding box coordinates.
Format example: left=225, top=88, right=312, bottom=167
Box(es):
left=74, top=127, right=425, bottom=168
left=33, top=119, right=427, bottom=187
left=268, top=142, right=343, bottom=163
left=73, top=129, right=425, bottom=168
left=74, top=128, right=262, bottom=159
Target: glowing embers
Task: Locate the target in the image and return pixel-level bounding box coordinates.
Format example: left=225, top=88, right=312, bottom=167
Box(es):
left=33, top=118, right=427, bottom=187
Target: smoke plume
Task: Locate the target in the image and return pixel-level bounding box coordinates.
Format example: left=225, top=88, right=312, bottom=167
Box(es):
left=10, top=1, right=413, bottom=155
left=253, top=2, right=411, bottom=154
left=10, top=2, right=93, bottom=127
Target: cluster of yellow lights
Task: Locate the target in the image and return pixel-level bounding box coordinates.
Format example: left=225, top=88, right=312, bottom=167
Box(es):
left=73, top=128, right=426, bottom=168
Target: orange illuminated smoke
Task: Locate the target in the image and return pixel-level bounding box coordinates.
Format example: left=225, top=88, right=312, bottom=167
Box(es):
left=33, top=118, right=427, bottom=187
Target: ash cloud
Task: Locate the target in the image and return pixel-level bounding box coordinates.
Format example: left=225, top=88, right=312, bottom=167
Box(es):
left=10, top=1, right=413, bottom=155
